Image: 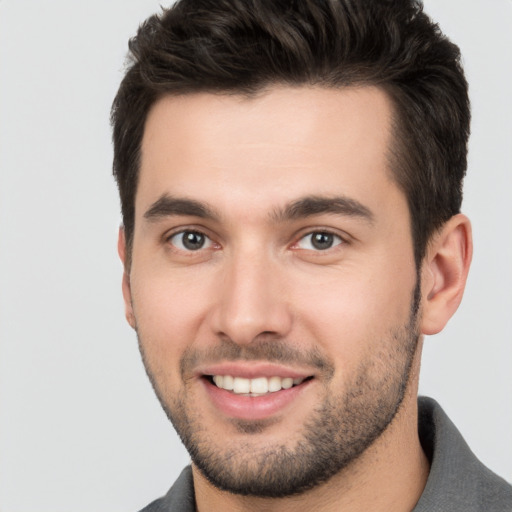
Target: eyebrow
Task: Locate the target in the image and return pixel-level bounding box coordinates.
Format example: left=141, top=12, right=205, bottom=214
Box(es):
left=143, top=195, right=219, bottom=222
left=143, top=193, right=374, bottom=225
left=272, top=195, right=374, bottom=224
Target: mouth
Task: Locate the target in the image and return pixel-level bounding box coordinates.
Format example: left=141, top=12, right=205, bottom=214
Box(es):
left=199, top=367, right=315, bottom=421
left=206, top=374, right=312, bottom=397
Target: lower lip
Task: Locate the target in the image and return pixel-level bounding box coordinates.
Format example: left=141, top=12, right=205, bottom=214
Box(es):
left=202, top=378, right=312, bottom=421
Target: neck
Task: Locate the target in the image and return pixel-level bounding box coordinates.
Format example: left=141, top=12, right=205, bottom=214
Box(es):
left=193, top=346, right=429, bottom=512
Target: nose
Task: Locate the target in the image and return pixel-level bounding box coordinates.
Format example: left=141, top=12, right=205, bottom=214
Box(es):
left=209, top=252, right=293, bottom=345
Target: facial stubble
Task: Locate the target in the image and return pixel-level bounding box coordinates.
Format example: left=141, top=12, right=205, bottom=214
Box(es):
left=136, top=280, right=421, bottom=498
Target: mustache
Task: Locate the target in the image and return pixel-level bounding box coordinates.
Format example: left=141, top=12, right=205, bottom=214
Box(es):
left=180, top=337, right=335, bottom=380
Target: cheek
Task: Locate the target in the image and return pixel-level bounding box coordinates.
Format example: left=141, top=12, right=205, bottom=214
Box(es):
left=130, top=269, right=215, bottom=368
left=291, top=260, right=416, bottom=358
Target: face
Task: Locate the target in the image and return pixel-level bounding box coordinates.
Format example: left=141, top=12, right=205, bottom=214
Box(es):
left=123, top=86, right=421, bottom=496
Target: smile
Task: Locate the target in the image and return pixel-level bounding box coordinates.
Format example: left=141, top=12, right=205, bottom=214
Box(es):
left=211, top=375, right=307, bottom=396
left=198, top=364, right=316, bottom=420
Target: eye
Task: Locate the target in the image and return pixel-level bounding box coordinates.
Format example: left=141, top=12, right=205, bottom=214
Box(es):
left=296, top=231, right=344, bottom=251
left=168, top=230, right=214, bottom=251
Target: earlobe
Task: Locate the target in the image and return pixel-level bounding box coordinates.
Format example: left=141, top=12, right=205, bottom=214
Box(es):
left=118, top=227, right=137, bottom=330
left=420, top=214, right=472, bottom=335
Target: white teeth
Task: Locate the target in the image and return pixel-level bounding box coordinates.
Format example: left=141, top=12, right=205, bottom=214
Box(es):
left=250, top=377, right=268, bottom=394
left=222, top=375, right=234, bottom=390
left=212, top=375, right=306, bottom=394
left=233, top=377, right=250, bottom=394
left=281, top=377, right=293, bottom=389
left=268, top=376, right=282, bottom=392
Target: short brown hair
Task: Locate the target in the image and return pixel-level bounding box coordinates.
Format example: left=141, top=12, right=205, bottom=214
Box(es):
left=111, top=0, right=470, bottom=267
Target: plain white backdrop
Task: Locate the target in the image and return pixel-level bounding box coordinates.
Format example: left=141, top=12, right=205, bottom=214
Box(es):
left=0, top=1, right=511, bottom=510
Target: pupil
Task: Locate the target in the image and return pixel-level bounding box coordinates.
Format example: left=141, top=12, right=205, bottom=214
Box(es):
left=312, top=232, right=333, bottom=250
left=183, top=231, right=205, bottom=250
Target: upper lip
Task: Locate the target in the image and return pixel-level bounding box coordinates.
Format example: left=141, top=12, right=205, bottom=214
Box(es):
left=195, top=362, right=314, bottom=380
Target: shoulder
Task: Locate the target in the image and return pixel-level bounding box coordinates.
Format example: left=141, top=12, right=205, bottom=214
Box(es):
left=138, top=466, right=196, bottom=512
left=414, top=397, right=512, bottom=512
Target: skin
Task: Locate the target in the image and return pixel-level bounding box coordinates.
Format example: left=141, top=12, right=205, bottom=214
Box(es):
left=119, top=86, right=472, bottom=511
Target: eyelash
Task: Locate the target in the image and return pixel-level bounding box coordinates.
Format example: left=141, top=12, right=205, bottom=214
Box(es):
left=165, top=228, right=347, bottom=254
left=166, top=229, right=217, bottom=252
left=292, top=231, right=345, bottom=251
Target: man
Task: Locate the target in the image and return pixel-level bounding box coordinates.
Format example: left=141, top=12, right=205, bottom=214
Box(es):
left=111, top=0, right=512, bottom=510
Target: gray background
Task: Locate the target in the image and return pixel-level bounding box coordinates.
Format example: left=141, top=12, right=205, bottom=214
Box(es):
left=0, top=1, right=511, bottom=510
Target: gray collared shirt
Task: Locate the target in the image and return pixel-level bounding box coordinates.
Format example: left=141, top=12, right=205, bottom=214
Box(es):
left=139, top=397, right=512, bottom=511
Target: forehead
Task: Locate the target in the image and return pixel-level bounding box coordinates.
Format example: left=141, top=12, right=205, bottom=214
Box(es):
left=137, top=86, right=400, bottom=218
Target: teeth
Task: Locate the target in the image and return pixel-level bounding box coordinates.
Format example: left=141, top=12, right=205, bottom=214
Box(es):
left=268, top=376, right=282, bottom=392
left=281, top=377, right=293, bottom=389
left=233, top=377, right=250, bottom=394
left=211, top=375, right=305, bottom=395
left=223, top=375, right=234, bottom=390
left=250, top=377, right=268, bottom=394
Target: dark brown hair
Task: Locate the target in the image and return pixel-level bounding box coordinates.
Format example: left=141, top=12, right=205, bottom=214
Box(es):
left=111, top=0, right=470, bottom=267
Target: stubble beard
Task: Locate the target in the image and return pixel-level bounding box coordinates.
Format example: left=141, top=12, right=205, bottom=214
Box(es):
left=137, top=281, right=421, bottom=498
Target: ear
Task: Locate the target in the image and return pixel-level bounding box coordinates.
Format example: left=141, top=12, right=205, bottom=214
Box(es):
left=118, top=227, right=136, bottom=329
left=420, top=214, right=472, bottom=335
